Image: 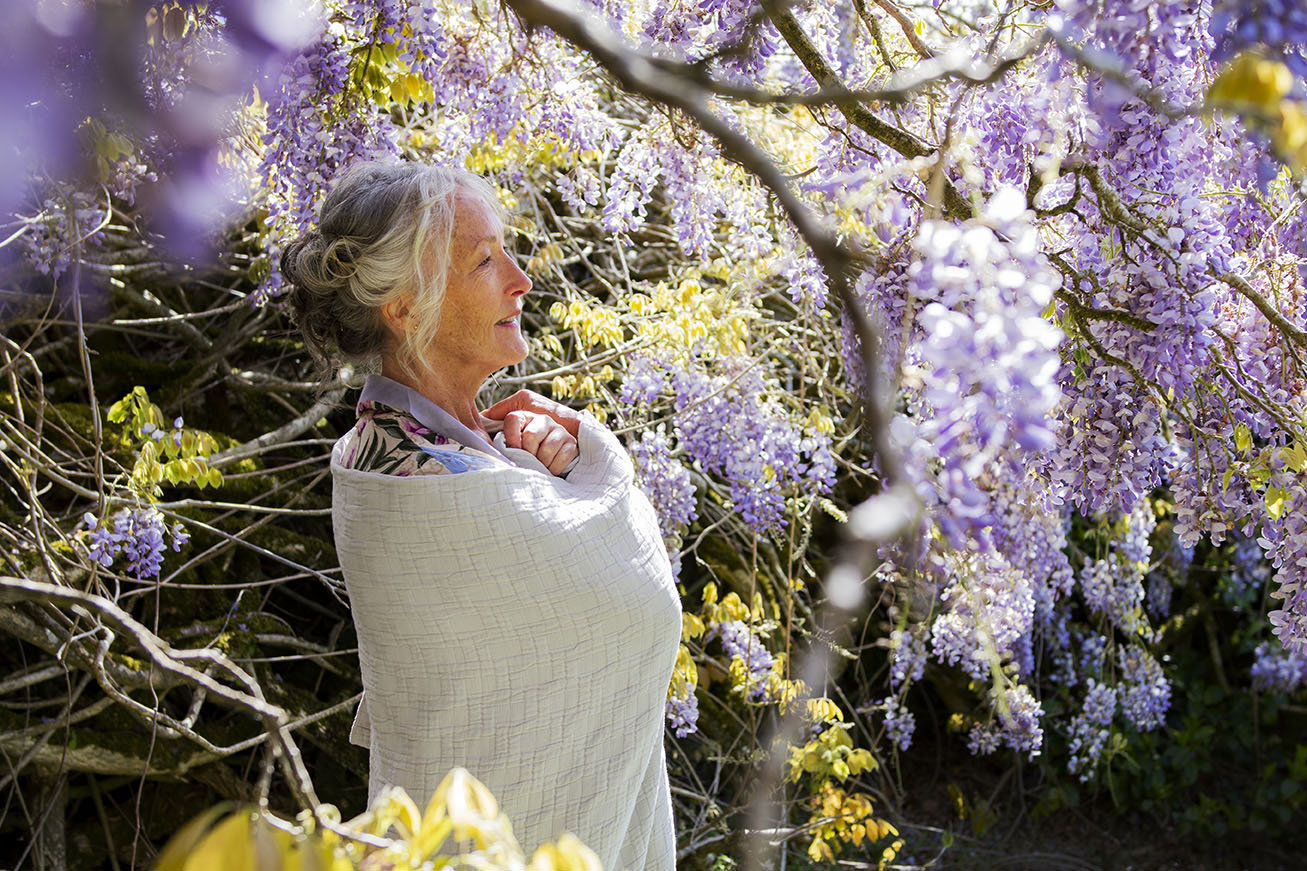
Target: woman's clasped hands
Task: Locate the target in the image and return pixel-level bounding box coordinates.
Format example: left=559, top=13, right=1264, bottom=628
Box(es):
left=483, top=390, right=581, bottom=476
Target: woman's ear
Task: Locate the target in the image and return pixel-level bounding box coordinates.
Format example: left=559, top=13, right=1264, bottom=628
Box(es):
left=380, top=293, right=414, bottom=338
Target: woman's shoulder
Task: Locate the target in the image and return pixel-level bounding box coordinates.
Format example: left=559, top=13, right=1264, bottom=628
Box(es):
left=339, top=400, right=499, bottom=477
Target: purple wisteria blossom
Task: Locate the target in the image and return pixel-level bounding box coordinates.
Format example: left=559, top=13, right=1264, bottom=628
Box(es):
left=710, top=619, right=775, bottom=702
left=879, top=696, right=915, bottom=751
left=1118, top=644, right=1171, bottom=730
left=80, top=508, right=189, bottom=580
left=1251, top=641, right=1307, bottom=693
left=630, top=429, right=698, bottom=576
left=671, top=365, right=834, bottom=533
left=1067, top=679, right=1117, bottom=780
left=907, top=187, right=1063, bottom=548
left=666, top=691, right=699, bottom=738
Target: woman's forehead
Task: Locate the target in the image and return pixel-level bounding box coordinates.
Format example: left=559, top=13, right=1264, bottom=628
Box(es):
left=450, top=194, right=502, bottom=248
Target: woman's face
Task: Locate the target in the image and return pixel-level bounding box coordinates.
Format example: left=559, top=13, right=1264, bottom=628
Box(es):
left=429, top=193, right=532, bottom=379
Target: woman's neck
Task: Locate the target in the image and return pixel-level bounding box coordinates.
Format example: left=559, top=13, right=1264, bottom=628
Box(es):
left=380, top=361, right=490, bottom=444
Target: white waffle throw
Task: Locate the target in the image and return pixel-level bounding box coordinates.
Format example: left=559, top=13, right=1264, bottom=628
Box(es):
left=331, top=413, right=681, bottom=871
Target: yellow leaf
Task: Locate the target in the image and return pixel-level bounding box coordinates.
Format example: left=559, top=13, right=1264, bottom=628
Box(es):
left=1235, top=424, right=1252, bottom=454
left=156, top=804, right=232, bottom=871
left=413, top=817, right=452, bottom=862
left=1209, top=52, right=1293, bottom=110
left=406, top=73, right=427, bottom=103
left=367, top=786, right=420, bottom=838
left=181, top=810, right=256, bottom=871
left=390, top=75, right=409, bottom=104
left=1266, top=485, right=1290, bottom=520
left=1284, top=441, right=1307, bottom=473
left=682, top=612, right=705, bottom=641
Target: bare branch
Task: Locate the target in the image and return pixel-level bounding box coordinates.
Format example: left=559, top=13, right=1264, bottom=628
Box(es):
left=871, top=0, right=936, bottom=60
left=1217, top=271, right=1307, bottom=349
left=764, top=2, right=975, bottom=220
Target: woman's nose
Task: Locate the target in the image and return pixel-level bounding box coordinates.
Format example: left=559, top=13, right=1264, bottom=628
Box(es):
left=509, top=258, right=532, bottom=297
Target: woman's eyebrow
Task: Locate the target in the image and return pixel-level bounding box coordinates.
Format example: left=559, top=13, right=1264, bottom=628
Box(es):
left=461, top=234, right=498, bottom=263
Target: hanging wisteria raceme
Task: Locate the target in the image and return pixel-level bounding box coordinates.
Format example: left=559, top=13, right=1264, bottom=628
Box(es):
left=1259, top=474, right=1307, bottom=652
left=905, top=188, right=1063, bottom=549
left=1066, top=678, right=1116, bottom=780
left=630, top=427, right=698, bottom=575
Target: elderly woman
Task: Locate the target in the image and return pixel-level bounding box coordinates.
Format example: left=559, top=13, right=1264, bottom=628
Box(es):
left=281, top=161, right=681, bottom=871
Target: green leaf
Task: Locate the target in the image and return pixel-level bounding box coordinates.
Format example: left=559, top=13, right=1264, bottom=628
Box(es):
left=1266, top=486, right=1290, bottom=520
left=1235, top=423, right=1252, bottom=453
left=1284, top=441, right=1307, bottom=473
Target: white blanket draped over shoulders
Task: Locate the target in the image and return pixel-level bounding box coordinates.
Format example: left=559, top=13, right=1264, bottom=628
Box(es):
left=331, top=398, right=681, bottom=871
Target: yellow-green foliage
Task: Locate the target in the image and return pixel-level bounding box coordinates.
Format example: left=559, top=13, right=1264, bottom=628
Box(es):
left=107, top=386, right=222, bottom=498
left=1208, top=52, right=1307, bottom=172
left=692, top=582, right=804, bottom=707
left=156, top=768, right=600, bottom=871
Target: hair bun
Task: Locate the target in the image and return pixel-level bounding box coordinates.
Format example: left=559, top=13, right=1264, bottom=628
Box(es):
left=279, top=233, right=319, bottom=292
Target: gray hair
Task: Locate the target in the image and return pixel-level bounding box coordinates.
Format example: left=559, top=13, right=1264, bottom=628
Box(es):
left=280, top=161, right=502, bottom=379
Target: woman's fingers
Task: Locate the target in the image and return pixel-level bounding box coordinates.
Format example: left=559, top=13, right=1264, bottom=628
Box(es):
left=519, top=413, right=551, bottom=454
left=501, top=410, right=530, bottom=449
left=552, top=438, right=580, bottom=475
left=536, top=427, right=579, bottom=474
left=502, top=411, right=578, bottom=475
left=483, top=389, right=581, bottom=437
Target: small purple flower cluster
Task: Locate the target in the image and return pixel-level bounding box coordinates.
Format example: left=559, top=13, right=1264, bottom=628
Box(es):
left=258, top=20, right=400, bottom=298
left=1067, top=678, right=1117, bottom=780
left=1077, top=631, right=1109, bottom=679
left=887, top=627, right=927, bottom=690
left=1251, top=641, right=1307, bottom=693
left=930, top=553, right=1035, bottom=683
left=879, top=696, right=916, bottom=751
left=1117, top=644, right=1170, bottom=730
left=81, top=509, right=189, bottom=580
left=993, top=683, right=1044, bottom=757
left=601, top=132, right=661, bottom=236
left=710, top=619, right=775, bottom=702
left=629, top=429, right=698, bottom=575
left=671, top=365, right=834, bottom=533
left=906, top=188, right=1063, bottom=548
left=619, top=355, right=668, bottom=406
left=665, top=691, right=700, bottom=738
left=22, top=190, right=110, bottom=279
left=1258, top=475, right=1307, bottom=653
left=1079, top=499, right=1156, bottom=634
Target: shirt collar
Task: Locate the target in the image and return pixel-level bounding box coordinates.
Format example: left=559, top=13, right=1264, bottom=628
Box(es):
left=357, top=374, right=514, bottom=465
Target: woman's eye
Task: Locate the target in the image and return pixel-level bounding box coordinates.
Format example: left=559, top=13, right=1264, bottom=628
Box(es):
left=478, top=254, right=492, bottom=268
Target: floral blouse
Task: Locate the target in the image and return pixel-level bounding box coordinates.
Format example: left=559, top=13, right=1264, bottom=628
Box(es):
left=338, top=399, right=500, bottom=476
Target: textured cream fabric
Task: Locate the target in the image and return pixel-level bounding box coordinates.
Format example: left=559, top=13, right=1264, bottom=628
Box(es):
left=331, top=414, right=681, bottom=871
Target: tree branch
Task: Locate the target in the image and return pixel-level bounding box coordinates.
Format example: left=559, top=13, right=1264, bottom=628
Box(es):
left=765, top=2, right=977, bottom=220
